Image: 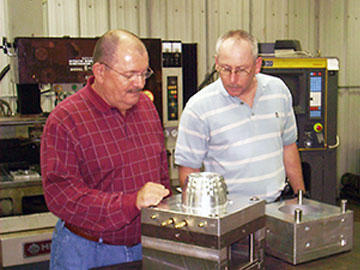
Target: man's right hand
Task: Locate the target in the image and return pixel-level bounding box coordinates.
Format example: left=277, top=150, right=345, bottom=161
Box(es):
left=135, top=182, right=170, bottom=210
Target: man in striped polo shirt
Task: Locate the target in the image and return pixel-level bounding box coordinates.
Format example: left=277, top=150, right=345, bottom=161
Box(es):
left=175, top=29, right=305, bottom=202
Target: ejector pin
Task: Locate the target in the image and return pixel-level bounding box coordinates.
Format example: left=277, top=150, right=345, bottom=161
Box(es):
left=298, top=190, right=304, bottom=205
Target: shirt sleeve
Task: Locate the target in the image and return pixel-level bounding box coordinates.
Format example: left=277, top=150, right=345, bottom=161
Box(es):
left=174, top=104, right=209, bottom=169
left=154, top=109, right=172, bottom=194
left=281, top=82, right=298, bottom=146
left=41, top=116, right=139, bottom=233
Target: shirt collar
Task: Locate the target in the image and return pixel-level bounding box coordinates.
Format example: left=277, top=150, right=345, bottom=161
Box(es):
left=81, top=76, right=112, bottom=114
left=218, top=78, right=231, bottom=97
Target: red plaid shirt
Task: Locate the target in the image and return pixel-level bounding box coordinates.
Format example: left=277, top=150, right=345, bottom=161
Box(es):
left=41, top=76, right=170, bottom=245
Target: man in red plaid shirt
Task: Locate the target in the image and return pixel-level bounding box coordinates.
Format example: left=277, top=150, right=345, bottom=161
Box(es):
left=41, top=29, right=170, bottom=270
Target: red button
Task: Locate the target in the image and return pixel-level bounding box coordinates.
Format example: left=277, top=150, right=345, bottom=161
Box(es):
left=313, top=123, right=323, bottom=133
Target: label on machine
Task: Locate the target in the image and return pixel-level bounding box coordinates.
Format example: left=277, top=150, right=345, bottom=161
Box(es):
left=23, top=239, right=52, bottom=258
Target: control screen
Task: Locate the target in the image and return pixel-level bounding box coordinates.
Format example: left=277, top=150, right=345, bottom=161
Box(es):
left=309, top=72, right=323, bottom=118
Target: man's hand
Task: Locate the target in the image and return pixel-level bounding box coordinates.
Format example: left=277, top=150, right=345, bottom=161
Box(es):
left=136, top=182, right=170, bottom=210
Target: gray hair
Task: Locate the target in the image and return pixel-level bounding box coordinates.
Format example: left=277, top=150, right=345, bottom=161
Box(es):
left=215, top=29, right=258, bottom=59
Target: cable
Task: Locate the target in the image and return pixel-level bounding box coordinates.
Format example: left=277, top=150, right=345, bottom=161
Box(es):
left=0, top=64, right=10, bottom=81
left=328, top=135, right=340, bottom=149
left=198, top=64, right=217, bottom=90
left=0, top=98, right=13, bottom=116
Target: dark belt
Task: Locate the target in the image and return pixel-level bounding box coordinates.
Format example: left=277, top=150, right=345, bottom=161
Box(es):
left=65, top=223, right=111, bottom=245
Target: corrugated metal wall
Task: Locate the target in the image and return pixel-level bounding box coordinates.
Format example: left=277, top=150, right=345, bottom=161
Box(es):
left=1, top=0, right=359, bottom=191
left=317, top=0, right=360, bottom=180
left=0, top=0, right=9, bottom=98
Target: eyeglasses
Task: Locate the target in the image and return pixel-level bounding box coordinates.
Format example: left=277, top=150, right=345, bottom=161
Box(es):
left=101, top=62, right=154, bottom=81
left=217, top=64, right=252, bottom=77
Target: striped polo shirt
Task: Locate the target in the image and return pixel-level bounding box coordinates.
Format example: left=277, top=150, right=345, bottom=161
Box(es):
left=175, top=73, right=298, bottom=202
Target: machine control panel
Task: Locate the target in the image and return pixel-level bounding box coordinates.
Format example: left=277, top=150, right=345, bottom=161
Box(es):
left=166, top=76, right=179, bottom=121
left=309, top=71, right=323, bottom=119
left=303, top=69, right=326, bottom=149
left=261, top=58, right=337, bottom=151
left=162, top=41, right=183, bottom=126
left=162, top=41, right=183, bottom=186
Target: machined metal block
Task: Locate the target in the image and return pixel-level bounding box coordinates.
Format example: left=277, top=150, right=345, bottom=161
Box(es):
left=141, top=193, right=266, bottom=269
left=265, top=198, right=353, bottom=264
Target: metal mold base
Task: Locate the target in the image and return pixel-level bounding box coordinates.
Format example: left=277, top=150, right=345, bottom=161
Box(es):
left=142, top=235, right=265, bottom=270
left=265, top=198, right=353, bottom=265
left=141, top=193, right=266, bottom=269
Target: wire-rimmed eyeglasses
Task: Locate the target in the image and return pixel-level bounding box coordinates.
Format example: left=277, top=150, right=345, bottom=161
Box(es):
left=101, top=62, right=154, bottom=81
left=216, top=64, right=252, bottom=78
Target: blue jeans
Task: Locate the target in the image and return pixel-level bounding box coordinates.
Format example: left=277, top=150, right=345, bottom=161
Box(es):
left=50, top=220, right=142, bottom=270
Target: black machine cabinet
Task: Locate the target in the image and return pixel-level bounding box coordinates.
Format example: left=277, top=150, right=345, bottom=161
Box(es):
left=13, top=37, right=197, bottom=121
left=262, top=57, right=339, bottom=204
left=13, top=37, right=98, bottom=114
left=14, top=37, right=98, bottom=84
left=13, top=37, right=164, bottom=116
